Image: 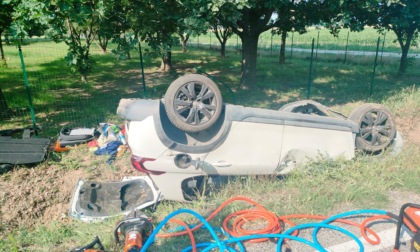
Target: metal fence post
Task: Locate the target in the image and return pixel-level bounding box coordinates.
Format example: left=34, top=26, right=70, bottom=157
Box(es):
left=236, top=35, right=239, bottom=52
left=138, top=40, right=147, bottom=98
left=315, top=29, right=320, bottom=60
left=290, top=32, right=294, bottom=59
left=370, top=37, right=381, bottom=98
left=380, top=32, right=386, bottom=62
left=307, top=38, right=315, bottom=99
left=18, top=43, right=37, bottom=131
left=209, top=32, right=212, bottom=50
left=344, top=30, right=350, bottom=63
left=270, top=29, right=274, bottom=56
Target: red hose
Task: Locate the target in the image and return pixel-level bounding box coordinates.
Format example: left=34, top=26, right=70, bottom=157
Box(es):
left=156, top=196, right=390, bottom=250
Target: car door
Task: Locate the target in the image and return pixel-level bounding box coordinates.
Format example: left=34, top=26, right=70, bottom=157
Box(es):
left=203, top=120, right=284, bottom=175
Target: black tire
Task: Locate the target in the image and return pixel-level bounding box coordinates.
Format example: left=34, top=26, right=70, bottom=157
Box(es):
left=348, top=103, right=396, bottom=153
left=164, top=74, right=223, bottom=132
left=279, top=100, right=330, bottom=116
left=0, top=164, right=13, bottom=174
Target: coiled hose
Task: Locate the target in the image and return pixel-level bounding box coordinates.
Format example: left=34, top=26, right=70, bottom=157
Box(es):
left=140, top=196, right=391, bottom=252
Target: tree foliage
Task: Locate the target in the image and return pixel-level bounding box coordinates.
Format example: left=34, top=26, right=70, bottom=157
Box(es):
left=95, top=0, right=124, bottom=53
left=47, top=0, right=105, bottom=81
left=177, top=16, right=208, bottom=53
left=338, top=0, right=419, bottom=75
left=206, top=3, right=238, bottom=58
left=5, top=0, right=419, bottom=86
left=120, top=0, right=185, bottom=71
left=374, top=0, right=420, bottom=75
left=0, top=1, right=16, bottom=66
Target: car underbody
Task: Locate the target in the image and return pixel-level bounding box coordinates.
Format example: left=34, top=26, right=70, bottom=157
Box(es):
left=115, top=74, right=398, bottom=202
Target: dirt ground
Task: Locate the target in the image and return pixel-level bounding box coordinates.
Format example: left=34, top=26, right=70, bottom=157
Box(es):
left=0, top=115, right=419, bottom=238
left=0, top=148, right=136, bottom=230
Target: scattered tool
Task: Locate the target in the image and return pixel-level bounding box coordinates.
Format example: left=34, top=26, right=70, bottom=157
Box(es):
left=70, top=198, right=420, bottom=252
left=69, top=236, right=105, bottom=252
left=0, top=126, right=50, bottom=171
left=70, top=210, right=153, bottom=252
left=393, top=203, right=420, bottom=252
left=54, top=127, right=97, bottom=152
left=114, top=210, right=153, bottom=252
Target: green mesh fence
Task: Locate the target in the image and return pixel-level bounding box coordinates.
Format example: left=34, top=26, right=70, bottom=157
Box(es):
left=191, top=27, right=419, bottom=56
left=1, top=31, right=419, bottom=139
left=0, top=39, right=149, bottom=137
left=187, top=28, right=419, bottom=107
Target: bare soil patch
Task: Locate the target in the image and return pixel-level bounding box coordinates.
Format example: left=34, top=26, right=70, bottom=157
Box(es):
left=0, top=147, right=134, bottom=232
left=398, top=118, right=420, bottom=146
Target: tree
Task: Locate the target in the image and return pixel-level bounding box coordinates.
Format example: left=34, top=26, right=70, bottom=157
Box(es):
left=205, top=0, right=340, bottom=88
left=272, top=1, right=302, bottom=64
left=47, top=0, right=104, bottom=82
left=212, top=25, right=233, bottom=58
left=177, top=17, right=208, bottom=53
left=272, top=0, right=329, bottom=64
left=95, top=0, right=126, bottom=53
left=207, top=5, right=237, bottom=59
left=123, top=0, right=183, bottom=71
left=0, top=1, right=15, bottom=67
left=95, top=3, right=114, bottom=53
left=339, top=0, right=419, bottom=75
left=374, top=0, right=420, bottom=75
left=228, top=1, right=277, bottom=87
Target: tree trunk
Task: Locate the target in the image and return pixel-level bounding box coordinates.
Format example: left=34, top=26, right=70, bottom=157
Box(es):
left=398, top=46, right=409, bottom=76
left=126, top=37, right=131, bottom=59
left=279, top=30, right=287, bottom=65
left=5, top=33, right=10, bottom=45
left=182, top=40, right=187, bottom=52
left=95, top=36, right=108, bottom=53
left=179, top=34, right=189, bottom=52
left=160, top=48, right=172, bottom=71
left=213, top=26, right=233, bottom=59
left=232, top=6, right=274, bottom=88
left=240, top=34, right=259, bottom=87
left=0, top=32, right=6, bottom=66
left=395, top=28, right=415, bottom=76
left=220, top=41, right=226, bottom=59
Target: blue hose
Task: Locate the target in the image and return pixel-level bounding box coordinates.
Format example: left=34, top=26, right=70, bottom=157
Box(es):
left=278, top=222, right=363, bottom=252
left=181, top=227, right=245, bottom=252
left=311, top=209, right=387, bottom=249
left=202, top=234, right=326, bottom=252
left=142, top=208, right=387, bottom=252
left=140, top=208, right=226, bottom=252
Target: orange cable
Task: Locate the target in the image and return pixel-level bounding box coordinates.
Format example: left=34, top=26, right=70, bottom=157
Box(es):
left=154, top=196, right=390, bottom=250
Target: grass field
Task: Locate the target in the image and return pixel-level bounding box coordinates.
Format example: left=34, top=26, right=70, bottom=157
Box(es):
left=1, top=30, right=420, bottom=136
left=1, top=31, right=420, bottom=251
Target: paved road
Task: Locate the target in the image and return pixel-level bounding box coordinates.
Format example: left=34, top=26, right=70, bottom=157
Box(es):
left=290, top=47, right=420, bottom=58
left=243, top=224, right=413, bottom=251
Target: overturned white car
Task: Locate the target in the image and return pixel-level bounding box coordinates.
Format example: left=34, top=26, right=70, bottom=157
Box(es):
left=117, top=74, right=399, bottom=202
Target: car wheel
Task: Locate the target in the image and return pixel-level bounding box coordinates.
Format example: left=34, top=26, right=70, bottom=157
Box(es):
left=164, top=74, right=223, bottom=132
left=279, top=100, right=330, bottom=116
left=348, top=103, right=397, bottom=153
left=0, top=164, right=13, bottom=174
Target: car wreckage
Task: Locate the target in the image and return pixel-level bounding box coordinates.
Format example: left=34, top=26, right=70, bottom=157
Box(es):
left=114, top=74, right=400, bottom=202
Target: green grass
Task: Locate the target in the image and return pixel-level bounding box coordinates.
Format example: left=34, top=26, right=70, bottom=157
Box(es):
left=1, top=37, right=418, bottom=136
left=1, top=37, right=420, bottom=251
